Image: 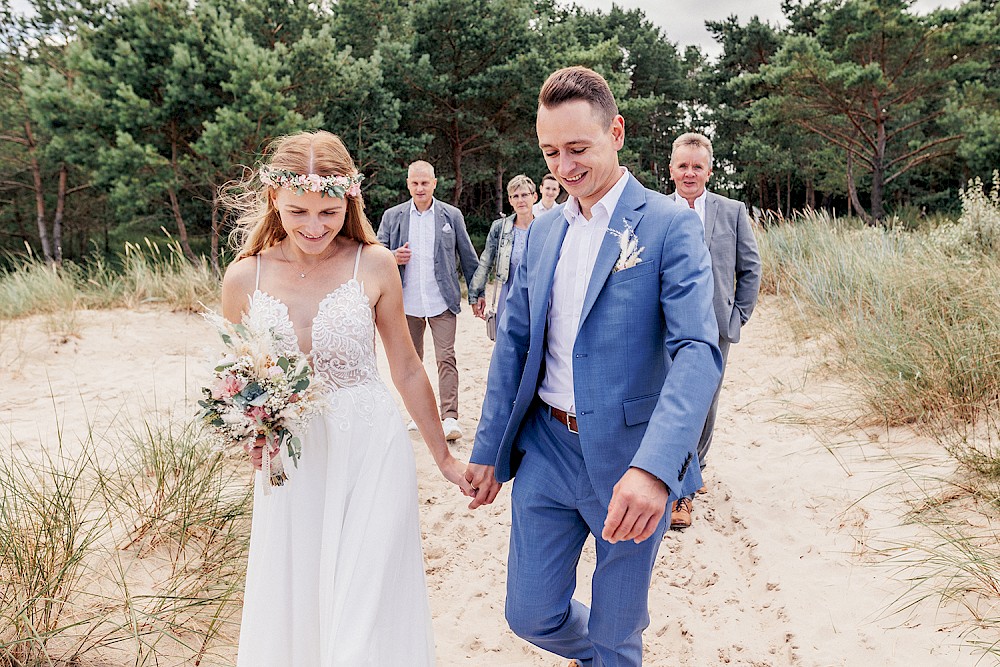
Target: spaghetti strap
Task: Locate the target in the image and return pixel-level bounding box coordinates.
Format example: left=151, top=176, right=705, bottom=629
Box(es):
left=254, top=255, right=261, bottom=291
left=352, top=244, right=363, bottom=280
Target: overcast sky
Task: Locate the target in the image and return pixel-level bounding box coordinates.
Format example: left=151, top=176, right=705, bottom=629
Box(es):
left=571, top=0, right=967, bottom=57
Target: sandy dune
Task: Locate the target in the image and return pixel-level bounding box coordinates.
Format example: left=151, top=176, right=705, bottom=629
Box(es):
left=1, top=297, right=992, bottom=665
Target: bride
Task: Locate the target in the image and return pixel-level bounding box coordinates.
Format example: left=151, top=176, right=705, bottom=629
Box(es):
left=220, top=130, right=473, bottom=666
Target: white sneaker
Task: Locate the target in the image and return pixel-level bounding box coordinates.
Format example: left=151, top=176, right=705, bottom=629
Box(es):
left=442, top=417, right=463, bottom=441
left=407, top=420, right=417, bottom=431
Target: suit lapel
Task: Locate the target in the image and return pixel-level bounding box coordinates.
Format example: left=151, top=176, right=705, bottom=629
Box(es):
left=432, top=198, right=445, bottom=251
left=703, top=192, right=717, bottom=249
left=578, top=176, right=646, bottom=330
left=400, top=201, right=412, bottom=244
left=530, top=217, right=568, bottom=334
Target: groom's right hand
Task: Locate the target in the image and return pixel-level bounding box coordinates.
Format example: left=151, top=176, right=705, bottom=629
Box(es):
left=465, top=463, right=502, bottom=510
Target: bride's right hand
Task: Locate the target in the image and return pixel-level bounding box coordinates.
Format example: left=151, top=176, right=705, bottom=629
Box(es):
left=244, top=436, right=279, bottom=471
left=438, top=454, right=476, bottom=497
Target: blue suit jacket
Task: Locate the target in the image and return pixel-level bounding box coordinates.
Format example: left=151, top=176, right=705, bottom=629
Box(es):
left=471, top=174, right=723, bottom=506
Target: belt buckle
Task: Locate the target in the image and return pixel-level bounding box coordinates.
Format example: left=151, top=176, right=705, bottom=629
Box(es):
left=566, top=412, right=578, bottom=435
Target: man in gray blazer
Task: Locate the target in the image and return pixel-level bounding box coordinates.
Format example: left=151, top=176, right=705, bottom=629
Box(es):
left=667, top=132, right=762, bottom=529
left=377, top=160, right=480, bottom=440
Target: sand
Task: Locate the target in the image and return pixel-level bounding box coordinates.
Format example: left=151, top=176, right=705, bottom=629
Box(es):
left=1, top=297, right=993, bottom=666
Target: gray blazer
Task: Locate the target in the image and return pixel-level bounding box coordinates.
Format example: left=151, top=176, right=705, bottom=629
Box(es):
left=377, top=198, right=480, bottom=314
left=671, top=191, right=761, bottom=343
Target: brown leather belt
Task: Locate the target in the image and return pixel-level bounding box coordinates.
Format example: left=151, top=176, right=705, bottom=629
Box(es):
left=543, top=402, right=578, bottom=434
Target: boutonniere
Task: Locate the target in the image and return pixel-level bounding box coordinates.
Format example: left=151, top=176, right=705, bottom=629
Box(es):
left=608, top=223, right=644, bottom=272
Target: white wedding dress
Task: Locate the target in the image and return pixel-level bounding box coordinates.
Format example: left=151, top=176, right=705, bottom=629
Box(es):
left=236, top=246, right=435, bottom=666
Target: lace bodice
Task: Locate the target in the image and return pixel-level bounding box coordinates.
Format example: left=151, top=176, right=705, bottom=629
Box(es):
left=246, top=247, right=382, bottom=395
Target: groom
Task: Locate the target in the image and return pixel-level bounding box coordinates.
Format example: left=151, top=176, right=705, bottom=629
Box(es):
left=465, top=66, right=722, bottom=666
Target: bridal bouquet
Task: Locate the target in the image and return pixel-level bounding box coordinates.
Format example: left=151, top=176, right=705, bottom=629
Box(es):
left=198, top=310, right=321, bottom=490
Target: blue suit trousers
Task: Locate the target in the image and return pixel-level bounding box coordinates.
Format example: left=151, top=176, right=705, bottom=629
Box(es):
left=505, top=404, right=667, bottom=667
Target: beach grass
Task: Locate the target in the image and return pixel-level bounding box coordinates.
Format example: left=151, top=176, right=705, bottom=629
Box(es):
left=758, top=174, right=1000, bottom=654
left=0, top=233, right=219, bottom=320
left=0, top=439, right=109, bottom=665
left=757, top=190, right=1000, bottom=427
left=0, top=413, right=249, bottom=665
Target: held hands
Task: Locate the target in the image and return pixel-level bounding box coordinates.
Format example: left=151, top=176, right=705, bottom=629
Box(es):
left=438, top=454, right=476, bottom=497
left=464, top=463, right=502, bottom=510
left=602, top=467, right=669, bottom=544
left=394, top=242, right=412, bottom=265
left=472, top=297, right=487, bottom=320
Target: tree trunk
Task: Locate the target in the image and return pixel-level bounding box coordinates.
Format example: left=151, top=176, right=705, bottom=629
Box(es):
left=52, top=164, right=67, bottom=265
left=451, top=129, right=464, bottom=205
left=169, top=139, right=198, bottom=262
left=495, top=166, right=504, bottom=219
left=210, top=188, right=221, bottom=275
left=167, top=186, right=198, bottom=262
left=846, top=151, right=873, bottom=225
left=871, top=114, right=887, bottom=222
left=786, top=172, right=791, bottom=217
left=806, top=178, right=816, bottom=210
left=775, top=179, right=781, bottom=217
left=25, top=121, right=53, bottom=264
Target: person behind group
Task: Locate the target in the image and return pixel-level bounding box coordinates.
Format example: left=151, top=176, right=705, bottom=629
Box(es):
left=470, top=174, right=536, bottom=327
left=464, top=66, right=722, bottom=667
left=665, top=131, right=762, bottom=530
left=220, top=131, right=473, bottom=665
left=376, top=160, right=480, bottom=441
left=532, top=172, right=561, bottom=217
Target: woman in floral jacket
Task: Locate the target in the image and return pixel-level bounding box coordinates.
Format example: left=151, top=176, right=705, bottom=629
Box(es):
left=470, top=174, right=537, bottom=327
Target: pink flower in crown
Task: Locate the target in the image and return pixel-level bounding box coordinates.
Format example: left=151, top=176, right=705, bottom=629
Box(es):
left=305, top=174, right=325, bottom=191
left=347, top=180, right=362, bottom=197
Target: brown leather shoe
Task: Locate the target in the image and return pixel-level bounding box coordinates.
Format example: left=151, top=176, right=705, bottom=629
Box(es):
left=566, top=661, right=582, bottom=667
left=670, top=497, right=693, bottom=530
left=696, top=484, right=707, bottom=494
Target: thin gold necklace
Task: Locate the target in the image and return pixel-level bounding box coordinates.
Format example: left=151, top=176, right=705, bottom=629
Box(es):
left=279, top=240, right=334, bottom=279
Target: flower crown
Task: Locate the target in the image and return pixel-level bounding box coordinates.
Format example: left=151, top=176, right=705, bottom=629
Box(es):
left=259, top=166, right=364, bottom=198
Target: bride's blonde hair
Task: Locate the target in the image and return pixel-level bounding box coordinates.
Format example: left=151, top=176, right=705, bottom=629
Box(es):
left=225, top=131, right=377, bottom=259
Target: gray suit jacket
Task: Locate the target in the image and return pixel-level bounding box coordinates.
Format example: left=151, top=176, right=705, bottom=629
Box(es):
left=670, top=191, right=761, bottom=343
left=376, top=198, right=480, bottom=314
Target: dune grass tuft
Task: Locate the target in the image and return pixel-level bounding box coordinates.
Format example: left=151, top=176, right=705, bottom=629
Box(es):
left=0, top=233, right=220, bottom=320
left=758, top=177, right=1000, bottom=657
left=0, top=412, right=251, bottom=665
left=758, top=207, right=1000, bottom=426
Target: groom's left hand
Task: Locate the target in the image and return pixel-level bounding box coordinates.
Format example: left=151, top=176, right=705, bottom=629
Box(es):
left=602, top=467, right=669, bottom=544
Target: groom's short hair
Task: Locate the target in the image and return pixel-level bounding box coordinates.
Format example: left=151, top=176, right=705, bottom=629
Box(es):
left=538, top=66, right=618, bottom=130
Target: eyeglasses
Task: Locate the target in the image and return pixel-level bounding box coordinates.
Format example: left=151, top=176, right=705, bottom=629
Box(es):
left=509, top=193, right=535, bottom=200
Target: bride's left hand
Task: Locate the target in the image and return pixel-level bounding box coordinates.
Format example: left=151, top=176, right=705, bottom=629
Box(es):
left=438, top=455, right=476, bottom=497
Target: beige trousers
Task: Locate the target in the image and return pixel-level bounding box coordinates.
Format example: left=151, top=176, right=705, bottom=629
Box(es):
left=406, top=310, right=458, bottom=420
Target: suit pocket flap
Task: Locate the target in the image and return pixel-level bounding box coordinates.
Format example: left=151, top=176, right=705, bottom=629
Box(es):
left=606, top=260, right=656, bottom=284
left=623, top=393, right=659, bottom=426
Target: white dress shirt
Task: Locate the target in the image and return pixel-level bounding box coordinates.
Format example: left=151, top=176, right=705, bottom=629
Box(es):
left=532, top=201, right=556, bottom=217
left=402, top=200, right=448, bottom=318
left=680, top=189, right=708, bottom=225
left=538, top=168, right=631, bottom=413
